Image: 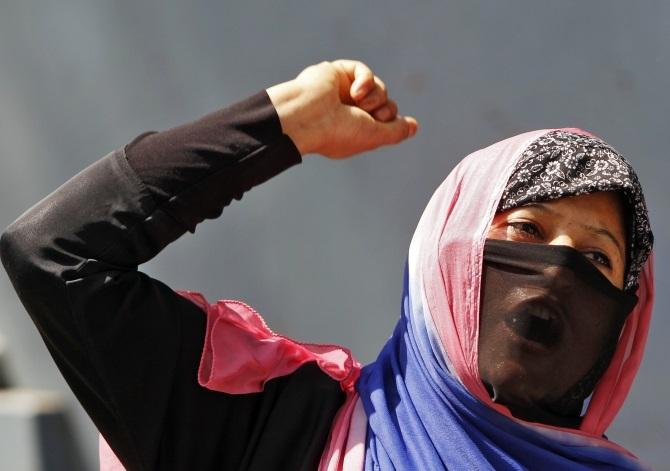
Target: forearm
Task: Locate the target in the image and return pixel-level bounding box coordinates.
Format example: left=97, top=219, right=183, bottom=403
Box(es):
left=2, top=91, right=301, bottom=279
left=124, top=90, right=301, bottom=239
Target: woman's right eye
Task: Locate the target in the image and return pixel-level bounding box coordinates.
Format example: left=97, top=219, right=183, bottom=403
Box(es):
left=508, top=221, right=542, bottom=240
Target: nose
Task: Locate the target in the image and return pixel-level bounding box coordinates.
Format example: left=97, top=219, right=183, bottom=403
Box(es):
left=548, top=235, right=577, bottom=249
left=540, top=240, right=581, bottom=292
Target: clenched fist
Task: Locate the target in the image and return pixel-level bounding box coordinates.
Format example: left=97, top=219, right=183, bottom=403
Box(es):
left=266, top=60, right=419, bottom=159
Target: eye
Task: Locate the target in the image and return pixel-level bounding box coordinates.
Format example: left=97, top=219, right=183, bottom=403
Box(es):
left=584, top=251, right=612, bottom=268
left=508, top=221, right=542, bottom=240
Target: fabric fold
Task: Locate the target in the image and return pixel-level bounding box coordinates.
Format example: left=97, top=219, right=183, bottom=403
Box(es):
left=178, top=290, right=365, bottom=471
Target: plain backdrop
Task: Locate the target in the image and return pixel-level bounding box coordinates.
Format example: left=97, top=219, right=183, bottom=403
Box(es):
left=1, top=1, right=668, bottom=469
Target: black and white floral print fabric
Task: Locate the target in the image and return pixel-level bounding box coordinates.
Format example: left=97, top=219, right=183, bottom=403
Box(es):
left=498, top=129, right=653, bottom=293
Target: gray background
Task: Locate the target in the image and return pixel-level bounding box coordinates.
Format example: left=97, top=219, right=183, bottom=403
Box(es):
left=1, top=1, right=668, bottom=469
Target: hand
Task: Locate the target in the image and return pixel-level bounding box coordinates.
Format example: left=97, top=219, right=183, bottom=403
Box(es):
left=266, top=60, right=419, bottom=159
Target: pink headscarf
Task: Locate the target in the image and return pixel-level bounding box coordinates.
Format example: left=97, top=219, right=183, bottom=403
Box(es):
left=408, top=128, right=654, bottom=442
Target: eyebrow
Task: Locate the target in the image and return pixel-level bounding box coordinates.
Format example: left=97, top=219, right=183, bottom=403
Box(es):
left=520, top=203, right=625, bottom=259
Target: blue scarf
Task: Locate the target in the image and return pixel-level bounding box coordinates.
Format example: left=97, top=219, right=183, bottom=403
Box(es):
left=355, top=264, right=646, bottom=470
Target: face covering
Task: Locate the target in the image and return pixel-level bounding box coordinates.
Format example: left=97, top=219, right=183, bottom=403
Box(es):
left=479, top=239, right=638, bottom=425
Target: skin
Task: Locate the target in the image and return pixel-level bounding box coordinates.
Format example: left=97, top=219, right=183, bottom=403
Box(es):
left=480, top=191, right=628, bottom=425
left=266, top=60, right=418, bottom=158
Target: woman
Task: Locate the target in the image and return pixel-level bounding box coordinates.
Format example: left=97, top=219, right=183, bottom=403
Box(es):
left=0, top=60, right=653, bottom=470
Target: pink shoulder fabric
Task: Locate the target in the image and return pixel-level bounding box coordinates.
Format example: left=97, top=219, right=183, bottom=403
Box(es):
left=179, top=291, right=360, bottom=393
left=180, top=290, right=364, bottom=471
left=99, top=435, right=125, bottom=471
left=99, top=291, right=363, bottom=471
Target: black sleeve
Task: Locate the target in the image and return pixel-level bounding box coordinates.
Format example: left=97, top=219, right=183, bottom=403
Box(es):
left=0, top=91, right=344, bottom=471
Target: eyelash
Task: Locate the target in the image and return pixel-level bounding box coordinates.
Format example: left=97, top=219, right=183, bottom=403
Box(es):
left=508, top=221, right=542, bottom=240
left=507, top=221, right=612, bottom=268
left=584, top=251, right=612, bottom=268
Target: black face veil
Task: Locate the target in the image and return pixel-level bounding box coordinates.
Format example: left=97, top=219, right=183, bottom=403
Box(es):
left=479, top=130, right=653, bottom=424
left=480, top=239, right=638, bottom=421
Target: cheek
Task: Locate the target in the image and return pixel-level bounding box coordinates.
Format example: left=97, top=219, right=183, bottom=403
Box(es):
left=614, top=265, right=626, bottom=290
left=477, top=268, right=625, bottom=404
left=570, top=310, right=622, bottom=361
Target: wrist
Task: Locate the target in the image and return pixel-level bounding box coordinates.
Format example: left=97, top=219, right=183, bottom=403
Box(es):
left=266, top=80, right=320, bottom=156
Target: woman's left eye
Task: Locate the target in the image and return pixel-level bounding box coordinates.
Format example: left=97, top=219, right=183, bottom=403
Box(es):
left=584, top=251, right=611, bottom=268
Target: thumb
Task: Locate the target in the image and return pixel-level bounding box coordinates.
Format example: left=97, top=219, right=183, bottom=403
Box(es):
left=367, top=114, right=419, bottom=147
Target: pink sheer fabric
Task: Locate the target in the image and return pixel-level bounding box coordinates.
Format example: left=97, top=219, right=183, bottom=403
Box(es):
left=182, top=291, right=366, bottom=471
left=99, top=436, right=126, bottom=471
left=98, top=291, right=364, bottom=471
left=182, top=292, right=360, bottom=393
left=183, top=291, right=366, bottom=471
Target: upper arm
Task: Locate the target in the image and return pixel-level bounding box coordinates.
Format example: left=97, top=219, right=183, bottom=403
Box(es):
left=0, top=151, right=192, bottom=470
left=2, top=223, right=205, bottom=470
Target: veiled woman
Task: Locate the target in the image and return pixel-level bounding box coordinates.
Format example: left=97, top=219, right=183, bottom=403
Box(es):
left=1, top=60, right=654, bottom=470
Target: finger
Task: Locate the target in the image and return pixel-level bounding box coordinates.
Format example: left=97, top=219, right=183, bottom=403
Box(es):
left=349, top=106, right=418, bottom=146
left=373, top=115, right=419, bottom=145
left=358, top=77, right=389, bottom=112
left=372, top=100, right=398, bottom=122
left=333, top=59, right=375, bottom=100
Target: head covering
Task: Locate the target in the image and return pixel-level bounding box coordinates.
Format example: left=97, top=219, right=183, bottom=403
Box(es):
left=498, top=129, right=653, bottom=292
left=355, top=128, right=655, bottom=470
left=491, top=129, right=654, bottom=421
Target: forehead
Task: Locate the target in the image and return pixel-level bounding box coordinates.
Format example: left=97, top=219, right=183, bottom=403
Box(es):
left=527, top=191, right=622, bottom=220
left=504, top=191, right=627, bottom=243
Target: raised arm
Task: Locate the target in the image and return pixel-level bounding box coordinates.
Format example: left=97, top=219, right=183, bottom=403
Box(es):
left=0, top=60, right=417, bottom=470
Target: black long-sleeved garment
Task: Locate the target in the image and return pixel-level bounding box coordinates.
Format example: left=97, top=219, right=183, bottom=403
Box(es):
left=1, top=91, right=346, bottom=471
